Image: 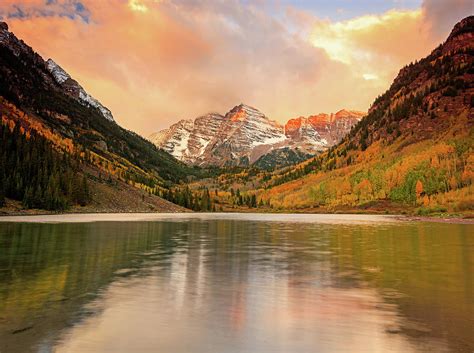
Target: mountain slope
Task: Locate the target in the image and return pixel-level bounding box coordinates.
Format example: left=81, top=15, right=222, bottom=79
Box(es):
left=149, top=113, right=226, bottom=165
left=150, top=104, right=364, bottom=167
left=253, top=147, right=313, bottom=170
left=0, top=21, right=195, bottom=212
left=260, top=16, right=474, bottom=213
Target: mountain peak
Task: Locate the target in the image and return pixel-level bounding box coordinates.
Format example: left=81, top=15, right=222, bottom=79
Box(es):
left=334, top=109, right=366, bottom=119
left=236, top=103, right=256, bottom=109
left=226, top=103, right=267, bottom=123
left=151, top=105, right=363, bottom=167
left=231, top=103, right=262, bottom=114
left=448, top=16, right=474, bottom=39
left=0, top=21, right=115, bottom=123
left=442, top=16, right=473, bottom=54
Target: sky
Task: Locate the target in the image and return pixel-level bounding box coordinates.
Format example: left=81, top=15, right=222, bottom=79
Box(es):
left=0, top=0, right=472, bottom=135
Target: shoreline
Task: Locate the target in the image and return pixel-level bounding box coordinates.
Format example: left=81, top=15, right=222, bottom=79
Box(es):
left=393, top=215, right=474, bottom=225
left=0, top=211, right=473, bottom=225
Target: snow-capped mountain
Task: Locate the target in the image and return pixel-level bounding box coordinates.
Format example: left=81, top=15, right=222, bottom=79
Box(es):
left=149, top=113, right=225, bottom=165
left=46, top=59, right=115, bottom=122
left=150, top=104, right=364, bottom=167
left=199, top=104, right=288, bottom=166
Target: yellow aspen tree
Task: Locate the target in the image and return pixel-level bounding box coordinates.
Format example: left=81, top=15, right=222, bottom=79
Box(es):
left=416, top=180, right=424, bottom=198
left=449, top=176, right=458, bottom=190
left=422, top=195, right=430, bottom=206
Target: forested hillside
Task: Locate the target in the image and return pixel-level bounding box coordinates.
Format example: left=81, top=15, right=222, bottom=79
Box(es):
left=0, top=21, right=196, bottom=212
left=258, top=16, right=474, bottom=214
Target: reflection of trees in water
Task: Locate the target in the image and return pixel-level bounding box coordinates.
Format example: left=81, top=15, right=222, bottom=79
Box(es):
left=0, top=220, right=472, bottom=352
left=0, top=221, right=182, bottom=353
left=326, top=222, right=474, bottom=352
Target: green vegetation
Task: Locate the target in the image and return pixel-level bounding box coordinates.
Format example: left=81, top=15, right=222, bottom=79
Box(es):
left=156, top=186, right=214, bottom=212
left=250, top=26, right=474, bottom=214
left=0, top=122, right=91, bottom=210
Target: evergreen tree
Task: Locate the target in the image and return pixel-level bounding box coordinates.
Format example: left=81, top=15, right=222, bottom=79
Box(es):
left=0, top=175, right=5, bottom=208
left=251, top=194, right=257, bottom=208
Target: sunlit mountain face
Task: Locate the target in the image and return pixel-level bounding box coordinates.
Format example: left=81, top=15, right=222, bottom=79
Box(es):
left=0, top=0, right=471, bottom=135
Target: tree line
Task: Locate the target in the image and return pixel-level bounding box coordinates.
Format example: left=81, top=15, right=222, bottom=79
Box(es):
left=155, top=186, right=216, bottom=212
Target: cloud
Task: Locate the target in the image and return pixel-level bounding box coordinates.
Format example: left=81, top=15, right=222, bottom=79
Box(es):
left=0, top=0, right=91, bottom=22
left=308, top=9, right=432, bottom=92
left=303, top=0, right=472, bottom=110
left=2, top=0, right=331, bottom=131
left=422, top=0, right=473, bottom=39
left=0, top=0, right=472, bottom=135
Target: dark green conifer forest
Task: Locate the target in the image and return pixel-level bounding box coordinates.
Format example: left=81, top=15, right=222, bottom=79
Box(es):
left=0, top=123, right=90, bottom=210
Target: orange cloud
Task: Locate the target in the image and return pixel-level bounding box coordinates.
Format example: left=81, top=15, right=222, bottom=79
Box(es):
left=309, top=9, right=432, bottom=93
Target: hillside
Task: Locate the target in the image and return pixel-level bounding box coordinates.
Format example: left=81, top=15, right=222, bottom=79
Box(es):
left=150, top=104, right=364, bottom=168
left=258, top=16, right=474, bottom=214
left=0, top=21, right=195, bottom=213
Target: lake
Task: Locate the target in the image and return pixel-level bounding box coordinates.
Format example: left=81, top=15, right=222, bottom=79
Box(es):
left=0, top=214, right=473, bottom=353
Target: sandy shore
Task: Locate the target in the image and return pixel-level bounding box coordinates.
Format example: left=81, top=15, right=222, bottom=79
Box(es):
left=0, top=212, right=405, bottom=224
left=0, top=212, right=472, bottom=225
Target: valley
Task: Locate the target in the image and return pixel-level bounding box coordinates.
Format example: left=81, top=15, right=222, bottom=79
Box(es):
left=0, top=16, right=473, bottom=218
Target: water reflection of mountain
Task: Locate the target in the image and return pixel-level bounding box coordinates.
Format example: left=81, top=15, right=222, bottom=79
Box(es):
left=0, top=220, right=472, bottom=352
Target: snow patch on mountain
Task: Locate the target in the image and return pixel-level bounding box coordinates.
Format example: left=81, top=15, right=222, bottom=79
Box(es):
left=78, top=90, right=115, bottom=122
left=46, top=59, right=115, bottom=122
left=46, top=59, right=70, bottom=84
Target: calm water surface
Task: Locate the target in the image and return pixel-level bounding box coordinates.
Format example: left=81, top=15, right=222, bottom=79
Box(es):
left=0, top=214, right=472, bottom=353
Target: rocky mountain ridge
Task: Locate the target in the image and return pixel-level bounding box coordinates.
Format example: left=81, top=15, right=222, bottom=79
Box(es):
left=46, top=59, right=115, bottom=122
left=0, top=22, right=114, bottom=123
left=150, top=104, right=365, bottom=167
